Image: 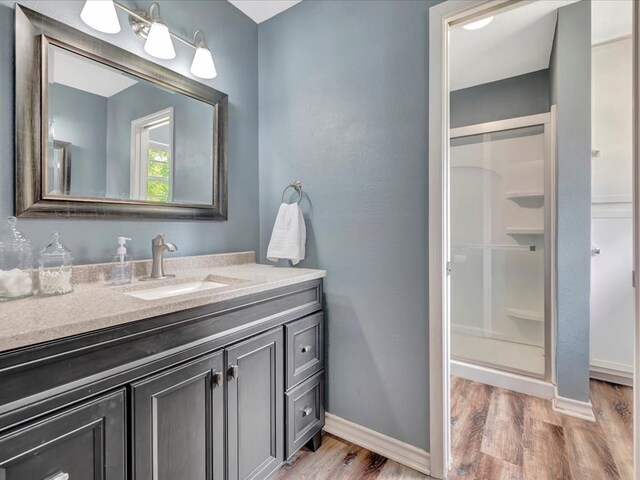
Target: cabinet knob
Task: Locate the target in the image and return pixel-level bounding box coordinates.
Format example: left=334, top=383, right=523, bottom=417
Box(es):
left=302, top=406, right=313, bottom=417
left=213, top=371, right=223, bottom=388
left=301, top=345, right=312, bottom=353
left=45, top=473, right=69, bottom=480
left=228, top=364, right=239, bottom=380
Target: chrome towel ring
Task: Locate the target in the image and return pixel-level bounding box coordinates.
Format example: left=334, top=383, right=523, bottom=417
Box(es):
left=281, top=181, right=303, bottom=204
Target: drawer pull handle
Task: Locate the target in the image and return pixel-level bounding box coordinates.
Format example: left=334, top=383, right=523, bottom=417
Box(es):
left=301, top=345, right=312, bottom=353
left=45, top=473, right=69, bottom=480
left=213, top=371, right=223, bottom=388
left=228, top=365, right=239, bottom=380
left=302, top=406, right=313, bottom=417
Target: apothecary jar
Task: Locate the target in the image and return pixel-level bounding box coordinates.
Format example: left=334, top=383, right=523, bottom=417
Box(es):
left=0, top=216, right=35, bottom=301
left=38, top=232, right=74, bottom=296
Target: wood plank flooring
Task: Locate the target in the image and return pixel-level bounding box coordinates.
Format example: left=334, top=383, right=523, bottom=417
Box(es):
left=449, top=377, right=632, bottom=480
left=274, top=377, right=633, bottom=479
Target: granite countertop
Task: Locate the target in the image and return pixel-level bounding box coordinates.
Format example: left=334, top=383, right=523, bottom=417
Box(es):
left=0, top=252, right=326, bottom=353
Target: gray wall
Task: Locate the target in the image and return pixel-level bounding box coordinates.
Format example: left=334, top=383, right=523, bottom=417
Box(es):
left=49, top=83, right=108, bottom=197
left=450, top=69, right=551, bottom=128
left=259, top=0, right=439, bottom=450
left=552, top=1, right=592, bottom=402
left=106, top=81, right=214, bottom=204
left=0, top=0, right=258, bottom=263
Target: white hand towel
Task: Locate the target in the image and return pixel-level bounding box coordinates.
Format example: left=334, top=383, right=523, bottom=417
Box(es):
left=267, top=203, right=306, bottom=265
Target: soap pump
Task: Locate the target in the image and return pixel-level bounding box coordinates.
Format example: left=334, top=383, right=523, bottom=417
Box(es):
left=112, top=237, right=132, bottom=285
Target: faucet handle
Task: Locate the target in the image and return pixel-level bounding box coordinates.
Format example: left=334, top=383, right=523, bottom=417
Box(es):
left=152, top=233, right=165, bottom=245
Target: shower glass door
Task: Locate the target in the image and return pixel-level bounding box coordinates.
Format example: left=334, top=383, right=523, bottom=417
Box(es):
left=449, top=119, right=550, bottom=378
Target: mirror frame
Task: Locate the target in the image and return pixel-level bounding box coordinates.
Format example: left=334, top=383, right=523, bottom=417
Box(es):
left=15, top=5, right=228, bottom=220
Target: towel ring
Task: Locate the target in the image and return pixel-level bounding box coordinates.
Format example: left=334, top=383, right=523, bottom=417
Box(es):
left=281, top=181, right=303, bottom=204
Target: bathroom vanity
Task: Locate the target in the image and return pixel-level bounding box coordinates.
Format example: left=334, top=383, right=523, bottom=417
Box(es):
left=0, top=253, right=326, bottom=480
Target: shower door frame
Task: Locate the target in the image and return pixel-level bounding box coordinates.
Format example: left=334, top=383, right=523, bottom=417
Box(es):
left=448, top=111, right=556, bottom=381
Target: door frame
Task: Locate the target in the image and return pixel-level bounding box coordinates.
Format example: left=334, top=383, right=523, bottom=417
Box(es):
left=633, top=1, right=640, bottom=473
left=428, top=1, right=640, bottom=478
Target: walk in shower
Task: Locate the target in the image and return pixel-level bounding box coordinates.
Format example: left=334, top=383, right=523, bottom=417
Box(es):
left=449, top=113, right=553, bottom=379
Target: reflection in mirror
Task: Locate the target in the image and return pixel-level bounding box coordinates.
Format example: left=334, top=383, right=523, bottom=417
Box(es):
left=49, top=139, right=72, bottom=195
left=46, top=44, right=214, bottom=205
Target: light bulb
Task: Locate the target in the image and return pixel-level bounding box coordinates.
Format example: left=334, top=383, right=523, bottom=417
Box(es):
left=144, top=21, right=176, bottom=60
left=191, top=46, right=217, bottom=79
left=80, top=0, right=121, bottom=34
left=463, top=16, right=494, bottom=31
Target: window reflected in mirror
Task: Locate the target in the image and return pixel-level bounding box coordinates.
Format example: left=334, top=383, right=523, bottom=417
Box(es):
left=46, top=44, right=214, bottom=206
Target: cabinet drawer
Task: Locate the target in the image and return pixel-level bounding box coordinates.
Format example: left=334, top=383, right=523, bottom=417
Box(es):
left=285, top=372, right=324, bottom=459
left=286, top=313, right=324, bottom=389
left=0, top=390, right=126, bottom=480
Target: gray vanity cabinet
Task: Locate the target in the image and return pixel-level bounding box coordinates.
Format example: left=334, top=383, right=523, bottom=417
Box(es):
left=132, top=351, right=225, bottom=480
left=226, top=328, right=284, bottom=480
left=0, top=279, right=324, bottom=480
left=0, top=390, right=126, bottom=480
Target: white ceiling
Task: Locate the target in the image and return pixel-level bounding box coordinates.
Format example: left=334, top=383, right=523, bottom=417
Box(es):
left=228, top=0, right=301, bottom=24
left=592, top=0, right=632, bottom=45
left=50, top=46, right=138, bottom=98
left=451, top=0, right=633, bottom=92
left=450, top=2, right=578, bottom=91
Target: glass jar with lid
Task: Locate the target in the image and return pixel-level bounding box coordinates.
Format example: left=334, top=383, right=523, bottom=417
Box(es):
left=0, top=216, right=34, bottom=301
left=38, top=232, right=74, bottom=296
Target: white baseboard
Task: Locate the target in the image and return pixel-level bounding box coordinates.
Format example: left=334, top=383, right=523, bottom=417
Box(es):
left=552, top=388, right=596, bottom=422
left=323, top=413, right=431, bottom=475
left=451, top=360, right=555, bottom=400
left=590, top=364, right=633, bottom=387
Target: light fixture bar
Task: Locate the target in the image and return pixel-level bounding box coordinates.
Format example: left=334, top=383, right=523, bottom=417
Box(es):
left=113, top=1, right=197, bottom=50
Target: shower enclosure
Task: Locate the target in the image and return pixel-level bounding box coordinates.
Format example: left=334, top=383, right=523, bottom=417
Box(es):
left=449, top=112, right=554, bottom=379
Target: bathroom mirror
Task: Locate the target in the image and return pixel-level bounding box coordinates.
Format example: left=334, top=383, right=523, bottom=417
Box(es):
left=15, top=5, right=228, bottom=220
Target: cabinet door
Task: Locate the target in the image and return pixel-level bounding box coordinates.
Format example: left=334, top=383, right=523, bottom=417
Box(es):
left=132, top=351, right=225, bottom=480
left=0, top=390, right=126, bottom=480
left=227, top=328, right=284, bottom=480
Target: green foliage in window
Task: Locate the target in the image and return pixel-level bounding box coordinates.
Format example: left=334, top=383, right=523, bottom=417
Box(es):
left=148, top=161, right=169, bottom=178
left=148, top=148, right=169, bottom=163
left=147, top=179, right=169, bottom=202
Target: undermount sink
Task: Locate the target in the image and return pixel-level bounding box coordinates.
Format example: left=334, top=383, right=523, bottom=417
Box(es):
left=123, top=280, right=229, bottom=301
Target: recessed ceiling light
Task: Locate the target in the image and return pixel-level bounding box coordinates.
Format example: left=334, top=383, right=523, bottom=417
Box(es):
left=463, top=16, right=494, bottom=31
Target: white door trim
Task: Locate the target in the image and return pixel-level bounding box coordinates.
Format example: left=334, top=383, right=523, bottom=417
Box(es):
left=632, top=1, right=640, bottom=474
left=428, top=2, right=510, bottom=478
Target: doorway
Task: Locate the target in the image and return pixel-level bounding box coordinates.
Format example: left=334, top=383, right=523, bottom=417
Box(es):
left=428, top=0, right=638, bottom=478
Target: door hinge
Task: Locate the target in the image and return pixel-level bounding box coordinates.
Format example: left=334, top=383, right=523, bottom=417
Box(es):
left=633, top=270, right=636, bottom=288
left=446, top=261, right=452, bottom=275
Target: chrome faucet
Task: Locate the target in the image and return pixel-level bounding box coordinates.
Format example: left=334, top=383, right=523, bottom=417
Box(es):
left=148, top=234, right=178, bottom=280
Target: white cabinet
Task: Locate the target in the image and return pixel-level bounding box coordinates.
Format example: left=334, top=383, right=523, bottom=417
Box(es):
left=590, top=37, right=634, bottom=385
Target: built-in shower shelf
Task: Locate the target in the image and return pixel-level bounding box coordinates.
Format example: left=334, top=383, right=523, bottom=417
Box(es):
left=506, top=308, right=544, bottom=323
left=506, top=227, right=544, bottom=235
left=506, top=191, right=544, bottom=201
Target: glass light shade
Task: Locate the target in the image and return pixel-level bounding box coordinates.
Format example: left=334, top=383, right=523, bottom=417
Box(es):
left=80, top=0, right=121, bottom=34
left=190, top=46, right=217, bottom=79
left=144, top=21, right=176, bottom=60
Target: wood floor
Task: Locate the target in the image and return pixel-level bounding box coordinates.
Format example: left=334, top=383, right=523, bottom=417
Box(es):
left=274, top=433, right=428, bottom=480
left=275, top=377, right=633, bottom=480
left=449, top=377, right=633, bottom=480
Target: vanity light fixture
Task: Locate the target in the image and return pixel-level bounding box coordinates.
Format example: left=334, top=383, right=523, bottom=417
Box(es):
left=463, top=16, right=494, bottom=31
left=80, top=0, right=217, bottom=79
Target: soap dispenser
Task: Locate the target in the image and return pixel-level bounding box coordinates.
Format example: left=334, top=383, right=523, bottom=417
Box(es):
left=111, top=237, right=132, bottom=285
